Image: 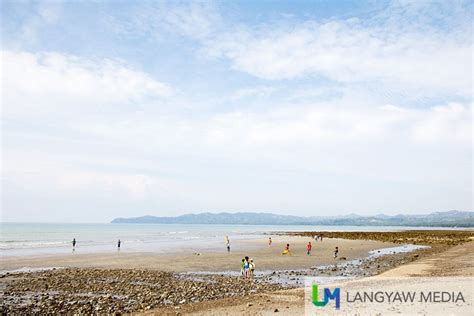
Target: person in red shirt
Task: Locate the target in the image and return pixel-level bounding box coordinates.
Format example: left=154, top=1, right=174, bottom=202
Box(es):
left=306, top=241, right=312, bottom=256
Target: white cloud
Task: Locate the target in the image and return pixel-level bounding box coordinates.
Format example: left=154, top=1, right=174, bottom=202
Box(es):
left=57, top=171, right=153, bottom=200
left=162, top=2, right=222, bottom=39
left=1, top=50, right=173, bottom=118
left=111, top=1, right=222, bottom=40
left=3, top=145, right=144, bottom=196
left=411, top=103, right=473, bottom=144
left=1, top=0, right=472, bottom=220
left=204, top=2, right=472, bottom=98
left=202, top=102, right=472, bottom=147
left=16, top=1, right=63, bottom=45
left=230, top=86, right=275, bottom=101
left=3, top=97, right=470, bottom=220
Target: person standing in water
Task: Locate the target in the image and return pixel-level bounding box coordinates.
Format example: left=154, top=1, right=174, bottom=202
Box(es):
left=306, top=241, right=312, bottom=256
left=117, top=239, right=121, bottom=250
left=72, top=238, right=76, bottom=248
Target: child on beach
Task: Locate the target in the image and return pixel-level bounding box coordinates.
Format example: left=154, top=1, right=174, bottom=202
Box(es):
left=244, top=256, right=250, bottom=278
left=307, top=241, right=312, bottom=256
left=249, top=258, right=255, bottom=278
left=282, top=244, right=291, bottom=256
left=334, top=246, right=339, bottom=259
left=268, top=237, right=272, bottom=246
left=240, top=259, right=246, bottom=277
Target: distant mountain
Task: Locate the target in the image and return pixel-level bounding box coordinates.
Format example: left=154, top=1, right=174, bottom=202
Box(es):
left=111, top=210, right=474, bottom=227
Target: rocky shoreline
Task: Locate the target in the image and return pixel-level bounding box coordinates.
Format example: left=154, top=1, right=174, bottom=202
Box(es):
left=184, top=244, right=441, bottom=289
left=0, top=268, right=282, bottom=314
left=257, top=244, right=441, bottom=287
left=2, top=230, right=470, bottom=314
left=281, top=230, right=474, bottom=245
left=0, top=248, right=440, bottom=314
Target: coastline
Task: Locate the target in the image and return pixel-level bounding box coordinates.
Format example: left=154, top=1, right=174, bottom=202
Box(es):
left=0, top=236, right=394, bottom=272
left=171, top=241, right=473, bottom=316
left=1, top=230, right=473, bottom=314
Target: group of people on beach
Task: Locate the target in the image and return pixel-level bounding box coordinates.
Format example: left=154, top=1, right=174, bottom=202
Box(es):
left=280, top=240, right=339, bottom=259
left=73, top=234, right=339, bottom=261
left=271, top=237, right=313, bottom=256
left=314, top=233, right=323, bottom=241
left=240, top=256, right=255, bottom=278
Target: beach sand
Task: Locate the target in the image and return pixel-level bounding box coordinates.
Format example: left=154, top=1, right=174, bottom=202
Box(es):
left=0, top=236, right=394, bottom=272
left=2, top=234, right=472, bottom=315
left=170, top=241, right=474, bottom=315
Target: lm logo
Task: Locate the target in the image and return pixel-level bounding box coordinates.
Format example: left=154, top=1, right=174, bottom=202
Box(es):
left=312, top=284, right=340, bottom=309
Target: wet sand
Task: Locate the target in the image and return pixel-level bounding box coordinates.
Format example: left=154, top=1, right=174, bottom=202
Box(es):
left=162, top=241, right=474, bottom=315
left=2, top=232, right=472, bottom=315
left=0, top=236, right=393, bottom=272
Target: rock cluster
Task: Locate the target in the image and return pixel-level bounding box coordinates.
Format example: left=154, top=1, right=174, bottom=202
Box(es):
left=258, top=245, right=437, bottom=287
left=284, top=230, right=474, bottom=245
left=1, top=268, right=282, bottom=314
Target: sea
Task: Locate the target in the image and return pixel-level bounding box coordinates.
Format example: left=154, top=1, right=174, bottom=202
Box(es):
left=0, top=223, right=468, bottom=257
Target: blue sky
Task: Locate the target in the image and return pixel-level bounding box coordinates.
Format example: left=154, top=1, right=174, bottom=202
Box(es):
left=1, top=0, right=472, bottom=222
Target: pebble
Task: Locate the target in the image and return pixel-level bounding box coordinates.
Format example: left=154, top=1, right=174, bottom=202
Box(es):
left=1, top=268, right=282, bottom=314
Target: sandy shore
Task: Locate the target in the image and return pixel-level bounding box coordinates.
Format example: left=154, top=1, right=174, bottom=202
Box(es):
left=0, top=236, right=393, bottom=272
left=1, top=232, right=472, bottom=315
left=156, top=241, right=474, bottom=315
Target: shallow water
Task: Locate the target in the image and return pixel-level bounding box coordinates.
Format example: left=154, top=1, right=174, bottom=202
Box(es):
left=368, top=244, right=430, bottom=258
left=181, top=243, right=430, bottom=287
left=0, top=267, right=62, bottom=275
left=0, top=222, right=457, bottom=257
left=1, top=243, right=430, bottom=288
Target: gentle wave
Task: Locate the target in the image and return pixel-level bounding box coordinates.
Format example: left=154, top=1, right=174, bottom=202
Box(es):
left=0, top=241, right=70, bottom=250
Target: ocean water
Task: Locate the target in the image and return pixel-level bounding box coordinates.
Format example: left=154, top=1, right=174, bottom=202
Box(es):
left=0, top=223, right=465, bottom=257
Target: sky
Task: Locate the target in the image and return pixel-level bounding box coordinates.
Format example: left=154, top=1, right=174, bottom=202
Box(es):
left=1, top=0, right=472, bottom=223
